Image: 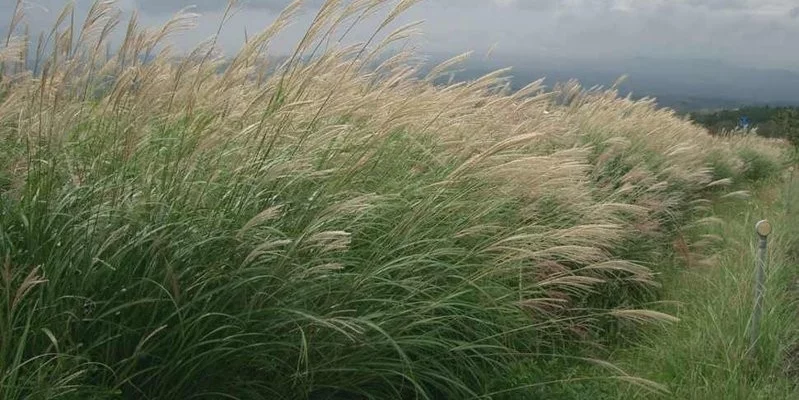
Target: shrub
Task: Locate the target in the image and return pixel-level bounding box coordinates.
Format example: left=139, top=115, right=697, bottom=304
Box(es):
left=738, top=147, right=782, bottom=182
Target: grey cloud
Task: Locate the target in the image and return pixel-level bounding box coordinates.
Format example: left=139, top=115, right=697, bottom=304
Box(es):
left=134, top=0, right=322, bottom=15
left=134, top=0, right=249, bottom=15
left=514, top=0, right=562, bottom=11
left=684, top=0, right=749, bottom=10
left=0, top=1, right=317, bottom=19
left=3, top=0, right=799, bottom=72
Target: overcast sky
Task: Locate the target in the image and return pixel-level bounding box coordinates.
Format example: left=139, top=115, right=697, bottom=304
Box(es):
left=6, top=0, right=799, bottom=71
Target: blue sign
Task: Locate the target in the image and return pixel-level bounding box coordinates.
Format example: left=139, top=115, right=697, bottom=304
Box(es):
left=739, top=116, right=751, bottom=128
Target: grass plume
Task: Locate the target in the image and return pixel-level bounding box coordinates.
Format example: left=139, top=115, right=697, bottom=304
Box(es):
left=0, top=0, right=790, bottom=398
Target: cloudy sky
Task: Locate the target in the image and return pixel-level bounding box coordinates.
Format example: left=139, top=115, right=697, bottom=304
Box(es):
left=6, top=0, right=799, bottom=71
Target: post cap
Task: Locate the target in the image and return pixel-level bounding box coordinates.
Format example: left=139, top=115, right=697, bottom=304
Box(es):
left=755, top=220, right=772, bottom=237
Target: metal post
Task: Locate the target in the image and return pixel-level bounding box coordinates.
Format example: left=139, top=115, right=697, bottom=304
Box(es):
left=748, top=220, right=771, bottom=355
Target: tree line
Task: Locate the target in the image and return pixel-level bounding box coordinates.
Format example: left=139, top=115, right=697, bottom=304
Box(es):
left=689, top=105, right=799, bottom=146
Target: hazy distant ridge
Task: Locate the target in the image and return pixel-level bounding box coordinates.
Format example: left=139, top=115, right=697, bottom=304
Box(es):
left=423, top=54, right=799, bottom=111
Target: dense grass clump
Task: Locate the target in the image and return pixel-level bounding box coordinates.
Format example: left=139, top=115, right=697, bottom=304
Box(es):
left=0, top=1, right=790, bottom=398
left=555, top=177, right=799, bottom=400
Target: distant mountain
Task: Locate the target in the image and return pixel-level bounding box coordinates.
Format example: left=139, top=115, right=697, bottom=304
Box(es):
left=419, top=54, right=799, bottom=112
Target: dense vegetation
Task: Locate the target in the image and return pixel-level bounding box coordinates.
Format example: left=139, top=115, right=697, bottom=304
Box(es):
left=0, top=1, right=793, bottom=399
left=541, top=180, right=799, bottom=399
left=689, top=106, right=799, bottom=145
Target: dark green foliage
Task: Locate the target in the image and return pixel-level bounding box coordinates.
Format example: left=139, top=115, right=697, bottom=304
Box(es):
left=705, top=150, right=738, bottom=183
left=772, top=108, right=799, bottom=147
left=738, top=148, right=781, bottom=182
left=689, top=105, right=799, bottom=144
left=0, top=119, right=599, bottom=399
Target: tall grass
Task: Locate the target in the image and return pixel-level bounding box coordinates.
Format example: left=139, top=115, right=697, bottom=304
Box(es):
left=558, top=177, right=799, bottom=400
left=0, top=0, right=790, bottom=398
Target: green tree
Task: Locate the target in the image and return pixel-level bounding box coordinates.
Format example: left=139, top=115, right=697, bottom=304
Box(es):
left=772, top=108, right=799, bottom=147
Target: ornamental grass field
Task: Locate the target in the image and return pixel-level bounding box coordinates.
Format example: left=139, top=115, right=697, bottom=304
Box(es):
left=0, top=1, right=791, bottom=399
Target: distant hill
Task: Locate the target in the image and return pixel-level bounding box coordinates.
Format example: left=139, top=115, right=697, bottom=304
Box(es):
left=419, top=54, right=799, bottom=112
left=22, top=47, right=799, bottom=113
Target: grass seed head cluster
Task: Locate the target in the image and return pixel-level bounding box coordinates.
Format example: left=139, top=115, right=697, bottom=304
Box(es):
left=0, top=0, right=789, bottom=398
